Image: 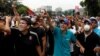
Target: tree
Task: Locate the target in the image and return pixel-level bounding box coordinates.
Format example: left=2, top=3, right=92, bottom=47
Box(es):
left=0, top=0, right=17, bottom=15
left=80, top=0, right=100, bottom=16
left=17, top=4, right=28, bottom=15
left=0, top=0, right=28, bottom=15
left=80, top=1, right=85, bottom=7
left=63, top=10, right=68, bottom=16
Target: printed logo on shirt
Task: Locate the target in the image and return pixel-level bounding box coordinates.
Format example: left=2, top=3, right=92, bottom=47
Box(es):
left=66, top=39, right=70, bottom=41
left=29, top=36, right=32, bottom=40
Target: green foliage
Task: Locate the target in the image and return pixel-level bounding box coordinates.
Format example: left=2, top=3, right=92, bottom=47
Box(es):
left=63, top=10, right=68, bottom=16
left=17, top=4, right=28, bottom=15
left=0, top=0, right=12, bottom=15
left=80, top=1, right=85, bottom=7
left=0, top=0, right=28, bottom=15
left=80, top=0, right=100, bottom=16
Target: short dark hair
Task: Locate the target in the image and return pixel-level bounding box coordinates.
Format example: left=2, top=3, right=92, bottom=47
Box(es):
left=21, top=17, right=32, bottom=25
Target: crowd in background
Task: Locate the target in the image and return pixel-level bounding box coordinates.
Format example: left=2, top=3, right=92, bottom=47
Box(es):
left=0, top=6, right=100, bottom=56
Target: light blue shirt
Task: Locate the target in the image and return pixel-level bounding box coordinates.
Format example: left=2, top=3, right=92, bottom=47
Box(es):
left=94, top=27, right=100, bottom=37
left=98, top=21, right=100, bottom=27
left=53, top=27, right=76, bottom=56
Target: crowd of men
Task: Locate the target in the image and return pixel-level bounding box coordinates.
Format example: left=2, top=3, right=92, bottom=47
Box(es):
left=0, top=7, right=100, bottom=56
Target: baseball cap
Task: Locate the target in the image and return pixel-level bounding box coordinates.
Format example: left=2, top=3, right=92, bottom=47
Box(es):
left=60, top=19, right=69, bottom=25
left=84, top=19, right=91, bottom=25
left=90, top=17, right=97, bottom=24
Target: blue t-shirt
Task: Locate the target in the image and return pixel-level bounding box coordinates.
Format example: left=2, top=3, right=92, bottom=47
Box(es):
left=94, top=27, right=100, bottom=37
left=53, top=27, right=76, bottom=56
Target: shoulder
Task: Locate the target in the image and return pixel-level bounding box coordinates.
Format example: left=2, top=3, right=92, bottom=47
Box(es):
left=11, top=28, right=19, bottom=31
left=30, top=31, right=37, bottom=35
left=29, top=31, right=40, bottom=43
left=53, top=27, right=61, bottom=34
left=54, top=27, right=60, bottom=31
left=92, top=31, right=99, bottom=38
left=76, top=32, right=84, bottom=39
left=67, top=30, right=74, bottom=35
left=69, top=29, right=76, bottom=34
left=11, top=28, right=21, bottom=34
left=30, top=31, right=38, bottom=37
left=94, top=28, right=99, bottom=32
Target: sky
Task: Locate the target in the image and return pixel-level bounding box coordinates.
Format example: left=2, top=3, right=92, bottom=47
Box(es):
left=20, top=0, right=82, bottom=11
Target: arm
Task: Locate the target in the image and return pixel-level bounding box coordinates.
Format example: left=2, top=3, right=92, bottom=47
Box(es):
left=34, top=33, right=42, bottom=56
left=12, top=4, right=20, bottom=28
left=76, top=40, right=85, bottom=53
left=94, top=47, right=100, bottom=53
left=94, top=36, right=100, bottom=53
left=71, top=32, right=85, bottom=53
left=42, top=35, right=46, bottom=56
left=12, top=3, right=19, bottom=16
left=47, top=17, right=57, bottom=29
left=4, top=16, right=11, bottom=34
left=76, top=40, right=83, bottom=47
left=36, top=45, right=42, bottom=56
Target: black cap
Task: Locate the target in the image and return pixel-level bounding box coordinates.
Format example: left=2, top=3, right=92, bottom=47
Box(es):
left=90, top=18, right=97, bottom=24
left=84, top=19, right=91, bottom=25
left=60, top=19, right=69, bottom=25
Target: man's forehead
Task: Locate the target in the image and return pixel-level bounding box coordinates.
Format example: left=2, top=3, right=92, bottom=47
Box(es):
left=20, top=20, right=27, bottom=23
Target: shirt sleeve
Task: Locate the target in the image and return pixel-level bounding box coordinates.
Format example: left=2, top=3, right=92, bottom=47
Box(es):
left=70, top=32, right=77, bottom=43
left=41, top=28, right=46, bottom=37
left=33, top=34, right=40, bottom=46
left=94, top=28, right=100, bottom=37
left=95, top=34, right=100, bottom=45
left=53, top=27, right=60, bottom=36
